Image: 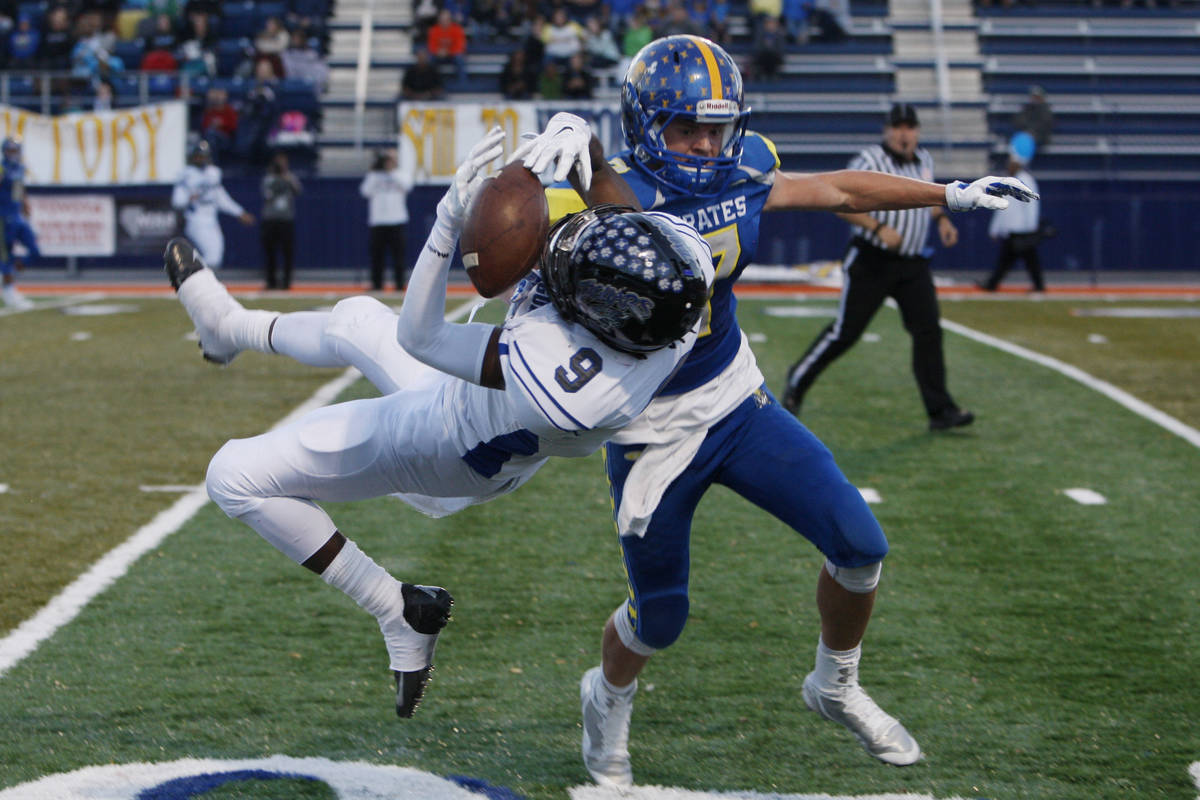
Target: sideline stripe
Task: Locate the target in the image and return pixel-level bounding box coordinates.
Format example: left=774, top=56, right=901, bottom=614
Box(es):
left=940, top=317, right=1200, bottom=450
left=0, top=299, right=482, bottom=679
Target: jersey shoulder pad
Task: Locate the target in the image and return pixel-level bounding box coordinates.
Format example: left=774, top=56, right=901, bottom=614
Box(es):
left=739, top=131, right=781, bottom=176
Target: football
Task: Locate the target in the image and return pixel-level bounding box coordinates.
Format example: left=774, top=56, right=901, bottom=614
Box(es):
left=461, top=162, right=549, bottom=298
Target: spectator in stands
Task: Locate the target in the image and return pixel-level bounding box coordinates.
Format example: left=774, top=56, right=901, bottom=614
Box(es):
left=749, top=0, right=783, bottom=38
left=183, top=0, right=220, bottom=18
left=181, top=9, right=215, bottom=50
left=260, top=151, right=301, bottom=290
left=9, top=13, right=40, bottom=69
left=401, top=48, right=445, bottom=100
left=1013, top=85, right=1054, bottom=150
left=782, top=0, right=812, bottom=44
left=359, top=148, right=411, bottom=291
left=498, top=46, right=535, bottom=99
left=541, top=7, right=584, bottom=67
left=235, top=60, right=279, bottom=165
left=520, top=14, right=547, bottom=71
left=981, top=132, right=1045, bottom=293
left=752, top=14, right=786, bottom=80
left=254, top=15, right=289, bottom=79
left=582, top=14, right=619, bottom=71
left=812, top=0, right=851, bottom=40
left=606, top=0, right=639, bottom=34
left=200, top=86, right=238, bottom=158
left=561, top=51, right=595, bottom=98
left=427, top=8, right=467, bottom=84
left=660, top=1, right=705, bottom=37
left=281, top=28, right=329, bottom=90
left=71, top=11, right=125, bottom=85
left=414, top=0, right=439, bottom=41
left=38, top=6, right=76, bottom=71
left=177, top=38, right=215, bottom=78
left=141, top=13, right=177, bottom=52
left=93, top=77, right=113, bottom=109
left=140, top=43, right=177, bottom=71
left=538, top=59, right=564, bottom=99
left=621, top=7, right=654, bottom=58
left=706, top=0, right=732, bottom=45
left=146, top=0, right=183, bottom=20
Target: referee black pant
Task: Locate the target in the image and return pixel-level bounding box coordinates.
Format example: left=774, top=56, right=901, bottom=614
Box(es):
left=368, top=223, right=407, bottom=291
left=786, top=239, right=958, bottom=418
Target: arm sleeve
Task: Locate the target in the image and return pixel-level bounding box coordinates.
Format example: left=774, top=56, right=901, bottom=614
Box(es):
left=359, top=173, right=376, bottom=198
left=394, top=212, right=496, bottom=385
left=213, top=184, right=245, bottom=217
left=170, top=179, right=189, bottom=210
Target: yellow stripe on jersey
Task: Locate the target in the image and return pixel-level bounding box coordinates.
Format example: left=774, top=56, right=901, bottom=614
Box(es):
left=758, top=133, right=782, bottom=171
left=546, top=187, right=586, bottom=225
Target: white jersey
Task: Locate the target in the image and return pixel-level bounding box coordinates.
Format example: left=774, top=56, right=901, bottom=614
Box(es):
left=171, top=164, right=245, bottom=225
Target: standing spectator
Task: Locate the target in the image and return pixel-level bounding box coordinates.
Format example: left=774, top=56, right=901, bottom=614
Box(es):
left=359, top=149, right=412, bottom=291
left=498, top=46, right=535, bottom=99
left=561, top=51, right=595, bottom=98
left=541, top=7, right=583, bottom=67
left=9, top=13, right=39, bottom=69
left=254, top=15, right=288, bottom=78
left=783, top=103, right=976, bottom=430
left=621, top=7, right=654, bottom=58
left=751, top=13, right=786, bottom=79
left=280, top=28, right=329, bottom=89
left=400, top=48, right=445, bottom=100
left=38, top=6, right=75, bottom=71
left=1013, top=84, right=1054, bottom=150
left=260, top=151, right=301, bottom=290
left=200, top=86, right=238, bottom=159
left=427, top=9, right=467, bottom=84
left=582, top=14, right=619, bottom=71
left=171, top=140, right=255, bottom=269
left=981, top=132, right=1044, bottom=293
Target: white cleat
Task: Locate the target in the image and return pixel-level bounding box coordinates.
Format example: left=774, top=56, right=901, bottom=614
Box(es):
left=802, top=671, right=921, bottom=766
left=580, top=666, right=635, bottom=788
left=2, top=287, right=33, bottom=310
left=163, top=237, right=244, bottom=364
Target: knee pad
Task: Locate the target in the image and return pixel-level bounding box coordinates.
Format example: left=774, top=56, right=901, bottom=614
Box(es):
left=328, top=296, right=433, bottom=394
left=205, top=439, right=255, bottom=518
left=825, top=559, right=882, bottom=593
left=623, top=591, right=689, bottom=651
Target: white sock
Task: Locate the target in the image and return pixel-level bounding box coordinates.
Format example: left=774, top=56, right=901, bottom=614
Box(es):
left=600, top=672, right=637, bottom=697
left=267, top=311, right=345, bottom=367
left=225, top=308, right=277, bottom=354
left=320, top=539, right=428, bottom=671
left=177, top=269, right=276, bottom=354
left=812, top=637, right=861, bottom=694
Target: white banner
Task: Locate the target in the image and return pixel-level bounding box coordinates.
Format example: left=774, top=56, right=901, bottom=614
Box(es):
left=28, top=194, right=116, bottom=256
left=0, top=101, right=186, bottom=186
left=397, top=101, right=623, bottom=184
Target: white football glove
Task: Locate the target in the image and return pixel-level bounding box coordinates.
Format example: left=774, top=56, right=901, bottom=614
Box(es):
left=945, top=175, right=1039, bottom=212
left=438, top=125, right=507, bottom=225
left=509, top=112, right=592, bottom=190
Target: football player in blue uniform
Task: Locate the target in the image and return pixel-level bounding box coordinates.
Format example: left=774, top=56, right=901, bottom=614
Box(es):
left=0, top=137, right=39, bottom=310
left=537, top=35, right=1036, bottom=786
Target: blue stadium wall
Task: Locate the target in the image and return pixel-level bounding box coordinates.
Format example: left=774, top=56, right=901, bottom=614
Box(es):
left=33, top=177, right=1197, bottom=275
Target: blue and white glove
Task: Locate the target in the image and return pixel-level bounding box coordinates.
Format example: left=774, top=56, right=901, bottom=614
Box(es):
left=509, top=112, right=592, bottom=190
left=945, top=175, right=1039, bottom=212
left=437, top=125, right=507, bottom=227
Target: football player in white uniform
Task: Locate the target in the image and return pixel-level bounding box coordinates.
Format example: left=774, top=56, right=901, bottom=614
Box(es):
left=170, top=140, right=255, bottom=268
left=163, top=126, right=713, bottom=717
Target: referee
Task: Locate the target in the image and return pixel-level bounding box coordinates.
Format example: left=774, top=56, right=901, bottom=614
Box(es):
left=783, top=103, right=975, bottom=431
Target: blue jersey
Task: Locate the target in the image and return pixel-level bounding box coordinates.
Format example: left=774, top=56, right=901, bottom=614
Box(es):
left=0, top=158, right=25, bottom=219
left=607, top=132, right=779, bottom=394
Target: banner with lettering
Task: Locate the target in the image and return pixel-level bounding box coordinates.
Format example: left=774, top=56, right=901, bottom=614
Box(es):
left=0, top=101, right=186, bottom=186
left=397, top=101, right=624, bottom=184
left=27, top=194, right=116, bottom=256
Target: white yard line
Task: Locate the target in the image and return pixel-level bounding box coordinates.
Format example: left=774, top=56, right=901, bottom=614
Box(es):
left=0, top=293, right=106, bottom=317
left=0, top=299, right=481, bottom=679
left=940, top=318, right=1200, bottom=450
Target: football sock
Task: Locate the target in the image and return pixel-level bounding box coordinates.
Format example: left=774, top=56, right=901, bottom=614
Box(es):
left=600, top=672, right=637, bottom=697
left=177, top=268, right=276, bottom=354
left=267, top=311, right=345, bottom=367
left=812, top=637, right=861, bottom=694
left=320, top=539, right=426, bottom=672
left=226, top=308, right=277, bottom=354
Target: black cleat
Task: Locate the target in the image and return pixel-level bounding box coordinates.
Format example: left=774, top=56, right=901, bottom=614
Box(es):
left=929, top=407, right=975, bottom=431
left=163, top=237, right=207, bottom=291
left=394, top=583, right=453, bottom=718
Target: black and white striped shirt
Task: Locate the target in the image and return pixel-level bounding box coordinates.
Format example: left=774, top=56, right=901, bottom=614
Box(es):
left=848, top=144, right=936, bottom=258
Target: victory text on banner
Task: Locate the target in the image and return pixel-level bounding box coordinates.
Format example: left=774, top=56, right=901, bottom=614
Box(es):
left=397, top=101, right=622, bottom=184
left=0, top=101, right=186, bottom=186
left=27, top=194, right=116, bottom=256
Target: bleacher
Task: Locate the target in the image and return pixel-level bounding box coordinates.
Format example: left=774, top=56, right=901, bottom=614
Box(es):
left=0, top=0, right=333, bottom=175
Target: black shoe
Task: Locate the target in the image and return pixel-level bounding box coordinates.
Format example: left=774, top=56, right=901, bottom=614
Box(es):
left=163, top=237, right=207, bottom=291
left=394, top=583, right=454, bottom=718
left=929, top=407, right=975, bottom=431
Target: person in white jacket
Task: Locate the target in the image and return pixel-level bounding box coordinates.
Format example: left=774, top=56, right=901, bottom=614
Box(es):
left=359, top=149, right=412, bottom=290
left=171, top=140, right=255, bottom=268
left=981, top=132, right=1044, bottom=292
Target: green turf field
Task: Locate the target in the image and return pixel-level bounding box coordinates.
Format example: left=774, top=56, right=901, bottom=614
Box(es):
left=0, top=293, right=1197, bottom=799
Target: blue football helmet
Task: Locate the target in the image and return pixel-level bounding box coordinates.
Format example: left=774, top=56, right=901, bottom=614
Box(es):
left=621, top=35, right=750, bottom=197
left=2, top=137, right=21, bottom=161
left=541, top=204, right=709, bottom=354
